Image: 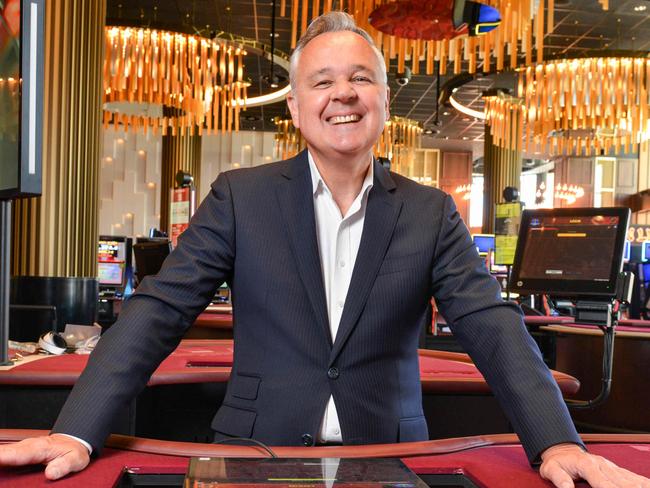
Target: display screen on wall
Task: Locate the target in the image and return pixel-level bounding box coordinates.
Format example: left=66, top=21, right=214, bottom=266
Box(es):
left=0, top=0, right=44, bottom=199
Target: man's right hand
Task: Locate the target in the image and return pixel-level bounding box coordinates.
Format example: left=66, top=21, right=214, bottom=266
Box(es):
left=0, top=434, right=90, bottom=480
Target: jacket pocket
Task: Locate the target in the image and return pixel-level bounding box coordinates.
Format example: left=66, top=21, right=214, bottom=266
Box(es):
left=377, top=253, right=420, bottom=276
left=211, top=403, right=257, bottom=438
left=398, top=415, right=428, bottom=442
left=231, top=373, right=261, bottom=400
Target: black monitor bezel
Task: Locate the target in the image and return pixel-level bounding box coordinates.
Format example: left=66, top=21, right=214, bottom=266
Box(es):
left=509, top=207, right=630, bottom=298
left=0, top=0, right=45, bottom=199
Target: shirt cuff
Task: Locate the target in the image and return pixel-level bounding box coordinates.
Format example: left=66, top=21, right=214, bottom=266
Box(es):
left=55, top=433, right=93, bottom=455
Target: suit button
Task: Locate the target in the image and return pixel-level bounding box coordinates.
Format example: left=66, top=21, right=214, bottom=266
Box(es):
left=327, top=367, right=339, bottom=379
left=301, top=434, right=314, bottom=446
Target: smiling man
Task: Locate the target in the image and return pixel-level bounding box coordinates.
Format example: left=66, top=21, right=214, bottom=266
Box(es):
left=0, top=11, right=648, bottom=488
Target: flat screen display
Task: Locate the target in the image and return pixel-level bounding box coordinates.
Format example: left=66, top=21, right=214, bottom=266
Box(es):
left=623, top=240, right=631, bottom=262
left=509, top=207, right=630, bottom=297
left=643, top=241, right=650, bottom=263
left=472, top=234, right=495, bottom=255
left=98, top=261, right=124, bottom=286
left=98, top=239, right=126, bottom=262
left=98, top=237, right=127, bottom=286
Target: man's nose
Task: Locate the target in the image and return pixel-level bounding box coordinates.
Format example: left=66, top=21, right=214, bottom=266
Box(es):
left=331, top=80, right=357, bottom=102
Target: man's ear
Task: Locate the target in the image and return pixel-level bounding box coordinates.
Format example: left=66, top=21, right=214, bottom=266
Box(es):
left=384, top=85, right=390, bottom=121
left=286, top=91, right=300, bottom=129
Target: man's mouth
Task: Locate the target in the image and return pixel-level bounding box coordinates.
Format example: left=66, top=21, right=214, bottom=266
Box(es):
left=328, top=114, right=361, bottom=125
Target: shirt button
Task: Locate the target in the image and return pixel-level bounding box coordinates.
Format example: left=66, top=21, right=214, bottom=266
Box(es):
left=337, top=301, right=344, bottom=308
left=301, top=434, right=314, bottom=446
left=334, top=429, right=340, bottom=436
left=327, top=367, right=340, bottom=379
left=339, top=261, right=346, bottom=268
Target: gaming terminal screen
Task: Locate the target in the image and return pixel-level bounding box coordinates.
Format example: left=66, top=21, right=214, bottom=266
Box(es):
left=509, top=207, right=629, bottom=297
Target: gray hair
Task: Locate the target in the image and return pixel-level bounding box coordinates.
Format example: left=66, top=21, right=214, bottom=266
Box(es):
left=289, top=11, right=387, bottom=88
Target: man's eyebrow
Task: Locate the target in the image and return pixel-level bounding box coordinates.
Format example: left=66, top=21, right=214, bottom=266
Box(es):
left=307, top=65, right=376, bottom=80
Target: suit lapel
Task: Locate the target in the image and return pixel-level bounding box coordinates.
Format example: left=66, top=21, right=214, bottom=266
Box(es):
left=276, top=150, right=332, bottom=346
left=329, top=161, right=403, bottom=364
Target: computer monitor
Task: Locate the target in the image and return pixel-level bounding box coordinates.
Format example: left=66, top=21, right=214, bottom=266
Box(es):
left=472, top=234, right=495, bottom=256
left=98, top=236, right=130, bottom=288
left=623, top=240, right=631, bottom=262
left=641, top=241, right=650, bottom=262
left=489, top=252, right=508, bottom=274
left=97, top=262, right=124, bottom=286
left=630, top=242, right=648, bottom=263
left=509, top=207, right=630, bottom=298
left=133, top=239, right=172, bottom=283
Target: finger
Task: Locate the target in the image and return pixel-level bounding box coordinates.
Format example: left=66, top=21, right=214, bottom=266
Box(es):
left=0, top=438, right=52, bottom=466
left=43, top=448, right=90, bottom=481
left=539, top=459, right=576, bottom=488
left=576, top=458, right=620, bottom=488
left=598, top=462, right=650, bottom=488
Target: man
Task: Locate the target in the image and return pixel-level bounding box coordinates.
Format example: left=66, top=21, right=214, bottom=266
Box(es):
left=1, top=12, right=648, bottom=488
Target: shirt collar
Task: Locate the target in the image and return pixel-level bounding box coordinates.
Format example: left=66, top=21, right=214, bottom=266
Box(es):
left=307, top=151, right=374, bottom=198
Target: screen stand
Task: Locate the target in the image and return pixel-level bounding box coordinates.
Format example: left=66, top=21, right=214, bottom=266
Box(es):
left=564, top=300, right=616, bottom=410
left=0, top=199, right=13, bottom=366
left=564, top=272, right=633, bottom=410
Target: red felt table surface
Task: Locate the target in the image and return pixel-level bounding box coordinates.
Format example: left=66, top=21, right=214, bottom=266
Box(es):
left=1, top=435, right=649, bottom=488
left=562, top=323, right=650, bottom=334
left=0, top=340, right=579, bottom=394
left=524, top=315, right=650, bottom=329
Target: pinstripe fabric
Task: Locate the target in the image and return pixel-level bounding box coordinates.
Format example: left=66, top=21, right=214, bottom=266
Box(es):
left=52, top=150, right=582, bottom=463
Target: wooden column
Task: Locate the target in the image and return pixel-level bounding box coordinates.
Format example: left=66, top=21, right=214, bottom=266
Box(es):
left=438, top=152, right=472, bottom=224
left=11, top=0, right=106, bottom=276
left=482, top=122, right=522, bottom=233
left=160, top=129, right=202, bottom=234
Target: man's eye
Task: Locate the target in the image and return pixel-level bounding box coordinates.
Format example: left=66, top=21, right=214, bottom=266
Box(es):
left=314, top=80, right=331, bottom=87
left=353, top=76, right=371, bottom=83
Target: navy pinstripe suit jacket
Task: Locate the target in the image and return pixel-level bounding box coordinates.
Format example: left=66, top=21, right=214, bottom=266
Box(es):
left=53, top=150, right=581, bottom=462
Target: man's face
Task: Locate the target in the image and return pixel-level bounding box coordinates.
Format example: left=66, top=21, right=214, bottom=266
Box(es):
left=287, top=31, right=390, bottom=162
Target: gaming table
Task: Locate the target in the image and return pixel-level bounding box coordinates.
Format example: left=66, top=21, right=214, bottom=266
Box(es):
left=0, top=340, right=579, bottom=442
left=1, top=430, right=648, bottom=487
left=538, top=322, right=650, bottom=433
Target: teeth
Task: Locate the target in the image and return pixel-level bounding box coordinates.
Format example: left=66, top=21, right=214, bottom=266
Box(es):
left=329, top=114, right=360, bottom=124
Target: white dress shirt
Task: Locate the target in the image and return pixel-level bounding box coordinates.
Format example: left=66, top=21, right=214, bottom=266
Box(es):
left=308, top=152, right=374, bottom=443
left=65, top=153, right=374, bottom=453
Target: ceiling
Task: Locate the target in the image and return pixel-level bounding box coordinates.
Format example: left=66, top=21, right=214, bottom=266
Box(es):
left=106, top=0, right=650, bottom=160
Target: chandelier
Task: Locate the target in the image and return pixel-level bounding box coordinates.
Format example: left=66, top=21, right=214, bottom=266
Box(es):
left=455, top=184, right=473, bottom=200
left=103, top=26, right=250, bottom=135
left=273, top=115, right=422, bottom=176
left=282, top=1, right=553, bottom=75
left=375, top=116, right=423, bottom=176
left=484, top=57, right=650, bottom=156
left=555, top=184, right=585, bottom=205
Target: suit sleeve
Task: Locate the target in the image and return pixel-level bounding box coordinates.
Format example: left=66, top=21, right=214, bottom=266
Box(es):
left=51, top=172, right=237, bottom=452
left=430, top=194, right=583, bottom=464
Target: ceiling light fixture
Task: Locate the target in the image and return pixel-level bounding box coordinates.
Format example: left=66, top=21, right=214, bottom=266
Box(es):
left=484, top=57, right=650, bottom=155
left=103, top=26, right=249, bottom=135
left=449, top=93, right=486, bottom=120
left=283, top=0, right=553, bottom=75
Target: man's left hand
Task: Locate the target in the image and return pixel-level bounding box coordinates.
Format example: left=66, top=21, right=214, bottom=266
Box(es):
left=540, top=443, right=650, bottom=488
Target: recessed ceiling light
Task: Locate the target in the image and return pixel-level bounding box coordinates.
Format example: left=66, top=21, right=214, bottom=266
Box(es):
left=462, top=136, right=469, bottom=140
left=442, top=111, right=450, bottom=116
left=634, top=4, right=647, bottom=11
